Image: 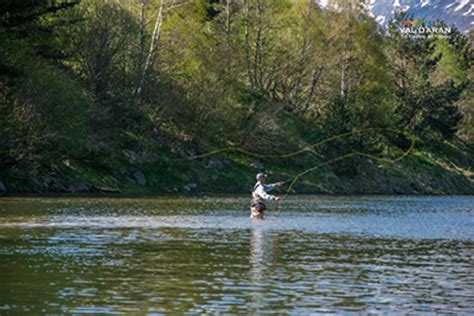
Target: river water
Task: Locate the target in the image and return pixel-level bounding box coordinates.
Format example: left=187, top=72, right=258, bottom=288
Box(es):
left=0, top=195, right=473, bottom=314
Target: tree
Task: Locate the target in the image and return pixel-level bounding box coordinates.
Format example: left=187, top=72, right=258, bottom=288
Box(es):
left=56, top=2, right=140, bottom=102
left=0, top=0, right=79, bottom=28
left=386, top=13, right=470, bottom=141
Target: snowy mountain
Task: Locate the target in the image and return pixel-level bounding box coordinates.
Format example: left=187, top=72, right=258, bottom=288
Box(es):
left=319, top=0, right=473, bottom=33
left=366, top=0, right=473, bottom=33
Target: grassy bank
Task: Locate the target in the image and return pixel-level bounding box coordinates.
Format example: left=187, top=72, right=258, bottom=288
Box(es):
left=1, top=134, right=472, bottom=195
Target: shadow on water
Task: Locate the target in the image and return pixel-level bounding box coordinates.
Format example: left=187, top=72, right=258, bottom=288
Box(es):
left=0, top=195, right=473, bottom=313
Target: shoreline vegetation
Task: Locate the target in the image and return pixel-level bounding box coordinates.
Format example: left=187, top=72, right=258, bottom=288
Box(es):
left=1, top=1, right=473, bottom=196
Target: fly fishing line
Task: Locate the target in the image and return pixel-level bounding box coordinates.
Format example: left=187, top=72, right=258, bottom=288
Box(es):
left=190, top=127, right=416, bottom=200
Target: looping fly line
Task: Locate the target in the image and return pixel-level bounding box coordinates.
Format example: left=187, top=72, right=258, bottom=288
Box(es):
left=190, top=128, right=416, bottom=200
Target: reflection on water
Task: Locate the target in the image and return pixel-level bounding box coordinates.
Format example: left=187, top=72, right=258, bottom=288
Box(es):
left=0, top=195, right=473, bottom=314
left=250, top=228, right=267, bottom=282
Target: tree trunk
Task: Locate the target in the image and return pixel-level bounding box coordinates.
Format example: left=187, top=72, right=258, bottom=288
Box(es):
left=254, top=0, right=263, bottom=89
left=293, top=1, right=312, bottom=101
left=303, top=65, right=324, bottom=112
left=340, top=61, right=347, bottom=98
left=225, top=0, right=232, bottom=75
left=243, top=0, right=254, bottom=89
left=140, top=0, right=146, bottom=57
left=136, top=0, right=164, bottom=96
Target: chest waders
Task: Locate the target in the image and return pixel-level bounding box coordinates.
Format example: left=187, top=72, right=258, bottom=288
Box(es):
left=250, top=183, right=267, bottom=219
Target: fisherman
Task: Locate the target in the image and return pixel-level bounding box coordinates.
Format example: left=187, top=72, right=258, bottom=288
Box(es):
left=250, top=173, right=284, bottom=219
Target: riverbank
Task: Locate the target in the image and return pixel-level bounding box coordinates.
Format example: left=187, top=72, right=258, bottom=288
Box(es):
left=1, top=139, right=472, bottom=196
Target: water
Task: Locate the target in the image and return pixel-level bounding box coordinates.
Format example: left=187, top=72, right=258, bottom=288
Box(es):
left=0, top=195, right=473, bottom=314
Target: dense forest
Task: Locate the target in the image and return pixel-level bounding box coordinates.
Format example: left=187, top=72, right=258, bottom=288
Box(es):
left=0, top=0, right=473, bottom=195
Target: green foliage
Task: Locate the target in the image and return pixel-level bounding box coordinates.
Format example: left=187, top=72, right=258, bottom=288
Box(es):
left=431, top=37, right=468, bottom=84
left=320, top=96, right=386, bottom=177
left=387, top=12, right=471, bottom=142
left=0, top=0, right=472, bottom=192
left=0, top=0, right=79, bottom=28
left=53, top=1, right=141, bottom=101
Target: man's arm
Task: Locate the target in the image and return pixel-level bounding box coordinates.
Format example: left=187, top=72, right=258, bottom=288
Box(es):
left=255, top=185, right=276, bottom=201
left=264, top=182, right=284, bottom=191
left=264, top=183, right=276, bottom=191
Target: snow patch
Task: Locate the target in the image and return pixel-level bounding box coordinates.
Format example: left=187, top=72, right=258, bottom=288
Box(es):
left=375, top=15, right=386, bottom=24
left=445, top=2, right=457, bottom=9
left=454, top=0, right=469, bottom=12
left=463, top=4, right=474, bottom=16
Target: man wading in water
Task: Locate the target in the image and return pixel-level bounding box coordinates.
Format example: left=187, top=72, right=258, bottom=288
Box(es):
left=250, top=173, right=284, bottom=219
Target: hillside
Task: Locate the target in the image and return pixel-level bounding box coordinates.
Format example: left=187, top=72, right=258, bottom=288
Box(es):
left=0, top=0, right=473, bottom=196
